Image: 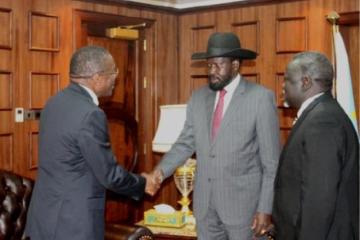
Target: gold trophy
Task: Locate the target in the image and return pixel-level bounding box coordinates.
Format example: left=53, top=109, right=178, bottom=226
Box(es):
left=174, top=159, right=196, bottom=218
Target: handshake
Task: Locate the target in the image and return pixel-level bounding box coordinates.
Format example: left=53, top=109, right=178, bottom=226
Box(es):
left=141, top=169, right=164, bottom=196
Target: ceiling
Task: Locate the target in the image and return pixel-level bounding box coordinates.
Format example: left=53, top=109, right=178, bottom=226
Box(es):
left=122, top=0, right=252, bottom=9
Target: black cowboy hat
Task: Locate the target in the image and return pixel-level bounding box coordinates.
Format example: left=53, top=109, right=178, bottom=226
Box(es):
left=191, top=32, right=257, bottom=60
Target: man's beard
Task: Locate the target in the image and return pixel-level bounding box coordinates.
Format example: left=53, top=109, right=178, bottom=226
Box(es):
left=208, top=74, right=233, bottom=91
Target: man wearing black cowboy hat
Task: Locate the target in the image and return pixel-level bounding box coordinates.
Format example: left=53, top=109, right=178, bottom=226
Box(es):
left=154, top=32, right=280, bottom=239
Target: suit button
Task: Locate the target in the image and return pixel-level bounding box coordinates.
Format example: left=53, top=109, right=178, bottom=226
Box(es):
left=209, top=154, right=215, bottom=158
left=208, top=178, right=211, bottom=182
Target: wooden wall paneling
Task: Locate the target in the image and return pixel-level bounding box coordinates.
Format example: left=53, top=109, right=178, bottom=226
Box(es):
left=29, top=72, right=60, bottom=109
left=137, top=21, right=156, bottom=216
left=216, top=9, right=232, bottom=32
left=29, top=11, right=60, bottom=51
left=17, top=1, right=64, bottom=179
left=189, top=26, right=215, bottom=92
left=54, top=1, right=72, bottom=90
left=0, top=71, right=12, bottom=110
left=190, top=75, right=208, bottom=92
left=0, top=51, right=12, bottom=71
left=0, top=8, right=12, bottom=49
left=190, top=26, right=215, bottom=75
left=276, top=17, right=307, bottom=53
left=178, top=13, right=197, bottom=102
left=0, top=2, right=15, bottom=175
left=0, top=111, right=12, bottom=135
left=117, top=5, right=141, bottom=17
left=0, top=133, right=13, bottom=171
left=196, top=11, right=215, bottom=28
left=327, top=0, right=359, bottom=14
left=277, top=0, right=308, bottom=18
left=257, top=4, right=277, bottom=90
left=232, top=5, right=258, bottom=23
left=232, top=21, right=259, bottom=75
left=152, top=12, right=179, bottom=108
left=232, top=21, right=259, bottom=54
left=28, top=130, right=39, bottom=170
left=307, top=0, right=331, bottom=52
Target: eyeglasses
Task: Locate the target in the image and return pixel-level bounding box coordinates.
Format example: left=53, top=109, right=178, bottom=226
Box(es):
left=98, top=68, right=119, bottom=78
left=70, top=68, right=119, bottom=79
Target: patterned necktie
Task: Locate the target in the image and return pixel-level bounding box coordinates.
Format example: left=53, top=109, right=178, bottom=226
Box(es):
left=212, top=89, right=227, bottom=140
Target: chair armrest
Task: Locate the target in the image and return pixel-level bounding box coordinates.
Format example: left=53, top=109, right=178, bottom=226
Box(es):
left=105, top=223, right=153, bottom=240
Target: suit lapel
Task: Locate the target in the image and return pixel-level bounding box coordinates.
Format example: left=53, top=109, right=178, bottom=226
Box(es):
left=206, top=88, right=216, bottom=144
left=220, top=78, right=246, bottom=129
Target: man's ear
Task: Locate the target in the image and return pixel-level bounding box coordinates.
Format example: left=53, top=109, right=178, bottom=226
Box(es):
left=232, top=59, right=240, bottom=72
left=301, top=76, right=312, bottom=91
left=87, top=73, right=101, bottom=92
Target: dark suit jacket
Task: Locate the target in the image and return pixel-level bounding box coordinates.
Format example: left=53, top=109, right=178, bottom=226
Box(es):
left=25, top=83, right=145, bottom=240
left=273, top=92, right=359, bottom=240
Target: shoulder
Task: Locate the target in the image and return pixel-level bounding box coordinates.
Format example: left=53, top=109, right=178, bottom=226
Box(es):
left=304, top=97, right=346, bottom=135
left=243, top=79, right=274, bottom=97
left=192, top=85, right=211, bottom=96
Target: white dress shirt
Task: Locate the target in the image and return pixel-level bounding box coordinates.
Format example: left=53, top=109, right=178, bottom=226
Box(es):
left=213, top=73, right=241, bottom=117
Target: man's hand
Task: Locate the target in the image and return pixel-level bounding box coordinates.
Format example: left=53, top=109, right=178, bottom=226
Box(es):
left=251, top=212, right=273, bottom=238
left=141, top=169, right=164, bottom=196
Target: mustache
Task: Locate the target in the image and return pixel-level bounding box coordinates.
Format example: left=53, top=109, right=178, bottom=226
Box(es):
left=209, top=75, right=221, bottom=81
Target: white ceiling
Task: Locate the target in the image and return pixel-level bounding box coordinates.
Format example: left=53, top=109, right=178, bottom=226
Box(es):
left=123, top=0, right=250, bottom=9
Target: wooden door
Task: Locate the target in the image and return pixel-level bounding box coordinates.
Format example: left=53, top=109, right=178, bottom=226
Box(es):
left=86, top=36, right=140, bottom=223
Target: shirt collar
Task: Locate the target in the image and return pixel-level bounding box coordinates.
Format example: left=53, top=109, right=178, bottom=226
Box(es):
left=297, top=92, right=324, bottom=118
left=79, top=84, right=99, bottom=106
left=223, top=73, right=241, bottom=95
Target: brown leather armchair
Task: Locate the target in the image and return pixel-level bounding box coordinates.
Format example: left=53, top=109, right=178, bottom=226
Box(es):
left=0, top=170, right=33, bottom=240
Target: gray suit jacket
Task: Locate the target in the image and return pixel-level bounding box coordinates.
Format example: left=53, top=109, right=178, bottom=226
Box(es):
left=25, top=83, right=145, bottom=240
left=158, top=78, right=280, bottom=226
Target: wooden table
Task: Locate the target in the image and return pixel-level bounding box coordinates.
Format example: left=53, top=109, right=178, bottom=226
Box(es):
left=137, top=221, right=197, bottom=240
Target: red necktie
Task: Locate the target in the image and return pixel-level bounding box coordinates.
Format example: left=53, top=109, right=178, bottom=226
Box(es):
left=211, top=89, right=227, bottom=140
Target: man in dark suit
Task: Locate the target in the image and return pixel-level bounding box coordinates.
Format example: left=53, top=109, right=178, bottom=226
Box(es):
left=153, top=32, right=280, bottom=240
left=25, top=46, right=159, bottom=240
left=273, top=51, right=359, bottom=240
